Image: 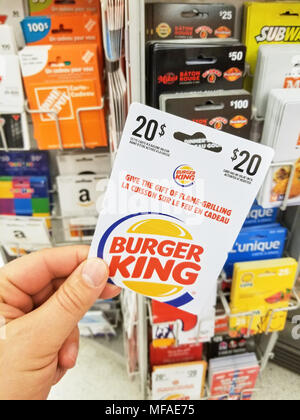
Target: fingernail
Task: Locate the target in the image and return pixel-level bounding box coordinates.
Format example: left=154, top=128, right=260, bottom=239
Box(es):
left=68, top=343, right=79, bottom=364
left=82, top=259, right=108, bottom=288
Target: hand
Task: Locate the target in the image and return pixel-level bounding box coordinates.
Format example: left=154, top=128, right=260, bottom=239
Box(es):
left=0, top=246, right=120, bottom=400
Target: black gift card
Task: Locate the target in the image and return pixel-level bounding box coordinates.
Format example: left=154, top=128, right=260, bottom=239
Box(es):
left=161, top=90, right=252, bottom=139
left=147, top=43, right=246, bottom=108
left=0, top=114, right=24, bottom=149
left=207, top=335, right=256, bottom=359
left=146, top=3, right=236, bottom=41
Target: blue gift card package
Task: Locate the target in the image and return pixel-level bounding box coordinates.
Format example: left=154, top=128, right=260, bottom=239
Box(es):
left=0, top=151, right=51, bottom=185
left=224, top=223, right=287, bottom=277
left=243, top=200, right=278, bottom=227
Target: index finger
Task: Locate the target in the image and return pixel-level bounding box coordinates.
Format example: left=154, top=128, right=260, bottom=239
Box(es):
left=0, top=245, right=90, bottom=297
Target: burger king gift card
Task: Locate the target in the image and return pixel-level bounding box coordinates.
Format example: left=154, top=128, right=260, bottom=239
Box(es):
left=89, top=103, right=274, bottom=317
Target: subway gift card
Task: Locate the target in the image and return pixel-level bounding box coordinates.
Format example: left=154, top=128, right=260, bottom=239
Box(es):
left=89, top=104, right=273, bottom=316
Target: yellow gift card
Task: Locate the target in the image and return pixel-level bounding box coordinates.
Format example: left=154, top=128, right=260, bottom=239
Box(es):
left=229, top=258, right=297, bottom=336
left=243, top=2, right=300, bottom=89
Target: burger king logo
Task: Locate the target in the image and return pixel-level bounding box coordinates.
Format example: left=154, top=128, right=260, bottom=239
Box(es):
left=223, top=67, right=243, bottom=82
left=229, top=115, right=248, bottom=129
left=173, top=165, right=196, bottom=188
left=97, top=213, right=204, bottom=308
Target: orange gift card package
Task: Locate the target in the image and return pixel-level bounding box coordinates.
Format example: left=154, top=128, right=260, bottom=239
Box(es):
left=21, top=14, right=104, bottom=77
left=19, top=44, right=107, bottom=149
left=28, top=0, right=101, bottom=16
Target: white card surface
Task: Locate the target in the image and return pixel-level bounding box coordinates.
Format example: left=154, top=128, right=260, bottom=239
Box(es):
left=89, top=103, right=273, bottom=317
left=0, top=216, right=51, bottom=256
left=0, top=0, right=25, bottom=48
left=0, top=55, right=24, bottom=113
left=57, top=175, right=108, bottom=217
left=57, top=153, right=111, bottom=176
left=0, top=25, right=17, bottom=55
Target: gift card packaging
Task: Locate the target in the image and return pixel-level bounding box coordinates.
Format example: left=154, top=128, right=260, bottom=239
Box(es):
left=0, top=0, right=25, bottom=48
left=89, top=103, right=273, bottom=317
left=0, top=151, right=50, bottom=183
left=57, top=175, right=107, bottom=217
left=19, top=44, right=107, bottom=149
left=243, top=2, right=300, bottom=89
left=253, top=45, right=300, bottom=117
left=0, top=216, right=51, bottom=256
left=0, top=176, right=50, bottom=217
left=62, top=216, right=97, bottom=242
left=0, top=25, right=18, bottom=54
left=0, top=113, right=30, bottom=150
left=207, top=335, right=256, bottom=360
left=244, top=200, right=278, bottom=227
left=145, top=3, right=236, bottom=41
left=21, top=14, right=104, bottom=77
left=152, top=300, right=215, bottom=346
left=209, top=353, right=260, bottom=400
left=152, top=361, right=207, bottom=400
left=224, top=223, right=287, bottom=278
left=160, top=90, right=252, bottom=139
left=28, top=0, right=101, bottom=16
left=229, top=258, right=298, bottom=337
left=261, top=89, right=300, bottom=163
left=0, top=55, right=25, bottom=114
left=147, top=43, right=246, bottom=108
left=150, top=342, right=203, bottom=368
left=57, top=152, right=111, bottom=176
left=259, top=159, right=300, bottom=208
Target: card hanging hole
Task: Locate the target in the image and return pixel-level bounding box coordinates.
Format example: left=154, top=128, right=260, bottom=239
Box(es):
left=52, top=24, right=73, bottom=34
left=55, top=0, right=76, bottom=4
left=173, top=131, right=222, bottom=153
left=280, top=10, right=299, bottom=17
left=181, top=9, right=203, bottom=18
left=194, top=101, right=225, bottom=112
left=186, top=55, right=217, bottom=66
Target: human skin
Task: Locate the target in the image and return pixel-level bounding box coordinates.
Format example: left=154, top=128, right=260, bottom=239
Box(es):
left=0, top=245, right=120, bottom=400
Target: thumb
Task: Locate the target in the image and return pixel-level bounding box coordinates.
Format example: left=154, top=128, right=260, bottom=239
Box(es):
left=33, top=258, right=109, bottom=348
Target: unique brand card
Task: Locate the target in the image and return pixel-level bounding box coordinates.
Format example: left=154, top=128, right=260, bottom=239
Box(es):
left=89, top=103, right=274, bottom=316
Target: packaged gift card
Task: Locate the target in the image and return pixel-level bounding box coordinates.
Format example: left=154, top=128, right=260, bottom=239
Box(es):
left=57, top=175, right=108, bottom=217
left=57, top=152, right=111, bottom=176
left=224, top=223, right=287, bottom=278
left=261, top=89, right=300, bottom=163
left=21, top=14, right=104, bottom=77
left=243, top=2, right=300, bottom=89
left=62, top=216, right=97, bottom=242
left=0, top=176, right=50, bottom=217
left=259, top=159, right=300, bottom=208
left=89, top=103, right=274, bottom=317
left=152, top=361, right=207, bottom=400
left=244, top=200, right=278, bottom=227
left=253, top=45, right=300, bottom=117
left=229, top=258, right=298, bottom=336
left=209, top=353, right=260, bottom=400
left=152, top=300, right=215, bottom=347
left=0, top=0, right=25, bottom=48
left=160, top=90, right=252, bottom=139
left=0, top=216, right=51, bottom=256
left=150, top=342, right=203, bottom=368
left=0, top=55, right=25, bottom=114
left=0, top=113, right=30, bottom=150
left=19, top=44, right=107, bottom=150
left=207, top=335, right=256, bottom=360
left=0, top=25, right=17, bottom=54
left=28, top=0, right=101, bottom=16
left=147, top=43, right=246, bottom=108
left=0, top=151, right=50, bottom=184
left=145, top=3, right=236, bottom=41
